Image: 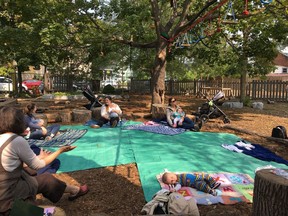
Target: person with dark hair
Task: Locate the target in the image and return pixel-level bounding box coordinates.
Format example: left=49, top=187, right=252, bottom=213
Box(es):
left=0, top=107, right=89, bottom=215
left=91, top=96, right=122, bottom=128
left=166, top=98, right=199, bottom=131
left=24, top=103, right=60, bottom=140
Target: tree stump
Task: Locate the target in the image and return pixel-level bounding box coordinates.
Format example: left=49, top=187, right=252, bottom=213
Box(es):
left=151, top=104, right=167, bottom=120
left=59, top=110, right=72, bottom=123
left=91, top=107, right=102, bottom=120
left=252, top=169, right=288, bottom=216
left=34, top=113, right=48, bottom=126
left=45, top=112, right=61, bottom=123
left=72, top=109, right=92, bottom=123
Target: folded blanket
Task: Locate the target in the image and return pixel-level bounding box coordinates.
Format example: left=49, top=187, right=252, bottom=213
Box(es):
left=124, top=124, right=186, bottom=135
left=28, top=129, right=87, bottom=147
left=157, top=172, right=254, bottom=205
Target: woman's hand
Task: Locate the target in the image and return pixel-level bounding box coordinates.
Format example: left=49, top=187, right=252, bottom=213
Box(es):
left=59, top=145, right=77, bottom=153
left=41, top=126, right=47, bottom=135
left=38, top=148, right=51, bottom=159
left=172, top=124, right=177, bottom=128
left=37, top=119, right=44, bottom=127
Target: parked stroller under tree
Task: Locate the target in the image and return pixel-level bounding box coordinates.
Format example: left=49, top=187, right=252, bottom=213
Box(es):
left=193, top=91, right=231, bottom=124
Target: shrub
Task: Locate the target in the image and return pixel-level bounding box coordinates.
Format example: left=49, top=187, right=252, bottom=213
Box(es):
left=102, top=84, right=115, bottom=94
left=243, top=96, right=252, bottom=107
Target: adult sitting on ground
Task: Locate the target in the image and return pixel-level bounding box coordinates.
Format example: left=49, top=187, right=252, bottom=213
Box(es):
left=166, top=97, right=199, bottom=131
left=91, top=96, right=122, bottom=128
left=24, top=103, right=60, bottom=140
left=0, top=107, right=89, bottom=215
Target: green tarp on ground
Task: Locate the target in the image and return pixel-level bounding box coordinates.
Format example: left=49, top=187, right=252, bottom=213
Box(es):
left=50, top=123, right=287, bottom=201
left=52, top=124, right=136, bottom=172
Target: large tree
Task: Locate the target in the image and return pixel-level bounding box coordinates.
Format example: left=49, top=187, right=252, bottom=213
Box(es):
left=88, top=0, right=287, bottom=104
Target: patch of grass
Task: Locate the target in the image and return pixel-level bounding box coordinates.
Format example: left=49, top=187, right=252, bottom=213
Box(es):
left=53, top=91, right=81, bottom=96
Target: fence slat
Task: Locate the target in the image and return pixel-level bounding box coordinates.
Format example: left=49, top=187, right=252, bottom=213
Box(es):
left=129, top=79, right=288, bottom=102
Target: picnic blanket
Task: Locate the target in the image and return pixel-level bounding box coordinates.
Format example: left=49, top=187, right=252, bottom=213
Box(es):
left=27, top=129, right=87, bottom=147
left=157, top=172, right=254, bottom=205
left=123, top=123, right=186, bottom=135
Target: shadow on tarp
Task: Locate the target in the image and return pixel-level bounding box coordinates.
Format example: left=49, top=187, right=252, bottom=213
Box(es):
left=125, top=130, right=288, bottom=201
left=44, top=124, right=136, bottom=173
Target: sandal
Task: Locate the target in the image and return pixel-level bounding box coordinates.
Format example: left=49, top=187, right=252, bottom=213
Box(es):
left=68, top=185, right=89, bottom=201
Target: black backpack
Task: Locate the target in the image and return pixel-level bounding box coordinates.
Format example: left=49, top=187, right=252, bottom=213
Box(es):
left=271, top=126, right=287, bottom=139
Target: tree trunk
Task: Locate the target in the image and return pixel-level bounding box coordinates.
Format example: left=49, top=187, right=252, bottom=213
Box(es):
left=43, top=65, right=49, bottom=94
left=252, top=169, right=288, bottom=216
left=240, top=29, right=249, bottom=102
left=240, top=67, right=247, bottom=102
left=151, top=41, right=167, bottom=105
left=17, top=66, right=24, bottom=94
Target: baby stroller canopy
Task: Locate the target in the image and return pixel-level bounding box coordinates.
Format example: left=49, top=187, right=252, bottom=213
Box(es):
left=82, top=85, right=102, bottom=110
left=194, top=91, right=230, bottom=124
left=213, top=91, right=225, bottom=102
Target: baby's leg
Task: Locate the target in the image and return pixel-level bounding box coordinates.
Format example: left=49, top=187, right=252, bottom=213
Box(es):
left=194, top=180, right=212, bottom=193
left=203, top=174, right=220, bottom=188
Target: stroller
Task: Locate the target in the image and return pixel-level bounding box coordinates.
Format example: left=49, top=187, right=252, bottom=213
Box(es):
left=194, top=91, right=230, bottom=124
left=82, top=85, right=103, bottom=110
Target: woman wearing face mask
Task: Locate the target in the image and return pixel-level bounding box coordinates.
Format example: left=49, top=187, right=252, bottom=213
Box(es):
left=91, top=96, right=122, bottom=128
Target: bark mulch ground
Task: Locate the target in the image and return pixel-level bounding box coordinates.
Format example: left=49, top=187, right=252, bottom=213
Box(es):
left=35, top=94, right=288, bottom=216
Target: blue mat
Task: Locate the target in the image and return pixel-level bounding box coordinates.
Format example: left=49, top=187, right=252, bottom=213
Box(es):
left=27, top=129, right=87, bottom=147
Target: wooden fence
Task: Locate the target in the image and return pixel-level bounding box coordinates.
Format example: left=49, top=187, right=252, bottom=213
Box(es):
left=50, top=75, right=100, bottom=92
left=130, top=79, right=288, bottom=102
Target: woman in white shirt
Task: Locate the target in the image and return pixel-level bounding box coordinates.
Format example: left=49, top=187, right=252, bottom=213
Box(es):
left=91, top=96, right=122, bottom=128
left=0, top=107, right=89, bottom=214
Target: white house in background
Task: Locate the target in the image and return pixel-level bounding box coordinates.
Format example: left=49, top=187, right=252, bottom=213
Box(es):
left=272, top=52, right=288, bottom=74
left=266, top=52, right=288, bottom=81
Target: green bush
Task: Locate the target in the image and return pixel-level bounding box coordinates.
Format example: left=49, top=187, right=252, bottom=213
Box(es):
left=243, top=96, right=252, bottom=107
left=102, top=84, right=115, bottom=94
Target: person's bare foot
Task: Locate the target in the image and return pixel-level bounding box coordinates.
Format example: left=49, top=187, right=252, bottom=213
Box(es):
left=45, top=136, right=52, bottom=141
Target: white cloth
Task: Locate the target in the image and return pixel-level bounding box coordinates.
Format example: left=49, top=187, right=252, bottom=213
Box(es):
left=234, top=140, right=255, bottom=150
left=0, top=133, right=46, bottom=172
left=221, top=144, right=243, bottom=153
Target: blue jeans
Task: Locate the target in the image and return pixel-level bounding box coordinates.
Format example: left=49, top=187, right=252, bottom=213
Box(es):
left=30, top=145, right=61, bottom=175
left=30, top=124, right=61, bottom=139
left=177, top=117, right=195, bottom=130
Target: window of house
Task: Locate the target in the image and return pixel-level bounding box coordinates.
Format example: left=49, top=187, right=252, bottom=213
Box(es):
left=283, top=68, right=287, bottom=73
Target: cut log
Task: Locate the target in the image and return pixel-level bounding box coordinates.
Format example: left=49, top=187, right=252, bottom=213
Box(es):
left=151, top=104, right=167, bottom=120
left=59, top=110, right=72, bottom=123
left=33, top=113, right=48, bottom=126
left=72, top=109, right=92, bottom=123
left=252, top=169, right=288, bottom=216
left=91, top=107, right=102, bottom=120
left=45, top=112, right=61, bottom=123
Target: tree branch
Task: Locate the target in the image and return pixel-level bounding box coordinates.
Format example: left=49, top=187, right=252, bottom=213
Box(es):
left=170, top=0, right=223, bottom=42
left=221, top=32, right=238, bottom=52
left=173, top=0, right=193, bottom=30
left=112, top=36, right=157, bottom=49
left=163, top=0, right=181, bottom=32
left=150, top=0, right=162, bottom=39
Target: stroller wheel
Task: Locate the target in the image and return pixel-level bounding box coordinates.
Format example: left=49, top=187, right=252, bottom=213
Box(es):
left=223, top=117, right=231, bottom=124
left=200, top=114, right=209, bottom=123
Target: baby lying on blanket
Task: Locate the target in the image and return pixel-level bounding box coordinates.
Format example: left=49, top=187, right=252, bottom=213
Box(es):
left=162, top=172, right=221, bottom=196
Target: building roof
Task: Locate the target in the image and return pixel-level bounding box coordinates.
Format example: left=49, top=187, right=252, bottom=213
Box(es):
left=273, top=52, right=288, bottom=67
